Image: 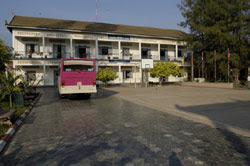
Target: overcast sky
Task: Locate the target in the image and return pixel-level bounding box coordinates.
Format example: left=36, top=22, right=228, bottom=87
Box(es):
left=0, top=0, right=187, bottom=46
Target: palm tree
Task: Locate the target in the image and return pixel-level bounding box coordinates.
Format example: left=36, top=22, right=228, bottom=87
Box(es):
left=0, top=71, right=23, bottom=107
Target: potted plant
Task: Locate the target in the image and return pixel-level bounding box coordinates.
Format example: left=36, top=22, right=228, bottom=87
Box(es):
left=107, top=53, right=112, bottom=60
left=129, top=53, right=133, bottom=60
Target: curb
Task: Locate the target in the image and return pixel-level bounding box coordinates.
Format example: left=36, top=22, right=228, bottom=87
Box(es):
left=0, top=93, right=42, bottom=153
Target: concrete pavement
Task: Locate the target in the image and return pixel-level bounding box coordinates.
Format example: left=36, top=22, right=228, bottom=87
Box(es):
left=0, top=87, right=249, bottom=165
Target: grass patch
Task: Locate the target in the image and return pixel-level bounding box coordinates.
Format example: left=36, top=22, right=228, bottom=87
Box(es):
left=0, top=99, right=33, bottom=138
left=0, top=124, right=10, bottom=138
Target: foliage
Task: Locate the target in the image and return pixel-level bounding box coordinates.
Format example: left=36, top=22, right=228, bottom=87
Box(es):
left=0, top=39, right=11, bottom=73
left=0, top=71, right=24, bottom=107
left=20, top=76, right=43, bottom=94
left=178, top=0, right=250, bottom=81
left=150, top=62, right=183, bottom=84
left=96, top=67, right=118, bottom=84
left=0, top=100, right=31, bottom=138
left=0, top=124, right=10, bottom=138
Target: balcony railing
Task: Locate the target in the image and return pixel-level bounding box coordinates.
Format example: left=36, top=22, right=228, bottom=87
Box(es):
left=12, top=51, right=94, bottom=59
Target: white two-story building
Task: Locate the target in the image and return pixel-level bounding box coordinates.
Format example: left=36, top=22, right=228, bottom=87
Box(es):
left=6, top=15, right=190, bottom=86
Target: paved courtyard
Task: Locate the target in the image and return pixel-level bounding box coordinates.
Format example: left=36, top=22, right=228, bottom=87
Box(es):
left=0, top=86, right=250, bottom=165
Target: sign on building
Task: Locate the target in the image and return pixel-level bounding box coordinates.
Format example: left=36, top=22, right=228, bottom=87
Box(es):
left=141, top=59, right=153, bottom=69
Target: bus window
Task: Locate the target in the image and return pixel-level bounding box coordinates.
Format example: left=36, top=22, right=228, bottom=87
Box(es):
left=63, top=60, right=94, bottom=72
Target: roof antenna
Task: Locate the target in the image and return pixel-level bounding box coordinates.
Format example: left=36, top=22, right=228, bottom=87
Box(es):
left=96, top=0, right=98, bottom=22
left=11, top=9, right=15, bottom=16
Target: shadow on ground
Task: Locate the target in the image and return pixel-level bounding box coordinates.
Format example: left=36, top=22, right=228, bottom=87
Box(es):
left=175, top=103, right=250, bottom=165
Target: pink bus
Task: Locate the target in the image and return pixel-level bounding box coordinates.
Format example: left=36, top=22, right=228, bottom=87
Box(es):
left=58, top=58, right=97, bottom=98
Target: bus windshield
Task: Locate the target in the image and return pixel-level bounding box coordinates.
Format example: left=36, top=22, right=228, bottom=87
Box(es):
left=63, top=60, right=94, bottom=72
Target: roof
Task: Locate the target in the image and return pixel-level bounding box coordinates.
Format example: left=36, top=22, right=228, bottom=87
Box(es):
left=6, top=15, right=185, bottom=39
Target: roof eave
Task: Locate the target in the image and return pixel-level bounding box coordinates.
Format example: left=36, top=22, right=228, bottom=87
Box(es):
left=7, top=25, right=182, bottom=40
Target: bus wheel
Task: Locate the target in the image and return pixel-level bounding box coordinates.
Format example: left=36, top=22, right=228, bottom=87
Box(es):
left=85, top=94, right=91, bottom=99
left=59, top=94, right=65, bottom=99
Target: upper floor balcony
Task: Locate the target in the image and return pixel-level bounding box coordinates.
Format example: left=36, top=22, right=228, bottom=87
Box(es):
left=12, top=36, right=188, bottom=63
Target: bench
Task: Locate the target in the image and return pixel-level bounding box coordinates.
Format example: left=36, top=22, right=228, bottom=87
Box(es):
left=0, top=106, right=16, bottom=125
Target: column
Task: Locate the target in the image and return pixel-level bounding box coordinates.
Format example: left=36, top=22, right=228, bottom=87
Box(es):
left=139, top=42, right=141, bottom=59
left=175, top=44, right=178, bottom=60
left=42, top=35, right=45, bottom=58
left=95, top=39, right=98, bottom=59
left=158, top=43, right=161, bottom=60
left=118, top=41, right=121, bottom=59
left=70, top=38, right=73, bottom=58
left=119, top=65, right=122, bottom=83
left=43, top=62, right=46, bottom=86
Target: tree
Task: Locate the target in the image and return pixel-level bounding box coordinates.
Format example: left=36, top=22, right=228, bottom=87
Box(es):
left=150, top=62, right=183, bottom=84
left=96, top=67, right=118, bottom=85
left=178, top=0, right=249, bottom=82
left=0, top=71, right=23, bottom=107
left=0, top=39, right=11, bottom=73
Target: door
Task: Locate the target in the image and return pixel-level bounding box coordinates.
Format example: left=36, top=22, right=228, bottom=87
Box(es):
left=54, top=70, right=58, bottom=86
left=79, top=47, right=87, bottom=58
left=75, top=46, right=87, bottom=58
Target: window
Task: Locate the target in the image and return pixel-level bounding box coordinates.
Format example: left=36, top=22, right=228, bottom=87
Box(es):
left=178, top=50, right=182, bottom=57
left=123, top=48, right=130, bottom=56
left=53, top=44, right=66, bottom=58
left=63, top=60, right=94, bottom=72
left=26, top=44, right=39, bottom=54
left=160, top=49, right=167, bottom=60
left=75, top=46, right=89, bottom=58
left=142, top=48, right=151, bottom=59
left=26, top=71, right=36, bottom=82
left=101, top=47, right=109, bottom=55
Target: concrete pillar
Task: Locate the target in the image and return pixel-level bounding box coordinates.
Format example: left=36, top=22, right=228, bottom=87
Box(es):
left=158, top=43, right=161, bottom=60
left=43, top=62, right=46, bottom=85
left=118, top=41, right=121, bottom=59
left=119, top=65, right=122, bottom=84
left=95, top=39, right=98, bottom=59
left=175, top=44, right=178, bottom=60
left=42, top=35, right=45, bottom=58
left=139, top=42, right=141, bottom=59
left=70, top=38, right=73, bottom=58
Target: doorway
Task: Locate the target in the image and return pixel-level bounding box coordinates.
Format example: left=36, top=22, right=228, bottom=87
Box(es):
left=54, top=70, right=58, bottom=86
left=142, top=48, right=150, bottom=59
left=76, top=46, right=87, bottom=58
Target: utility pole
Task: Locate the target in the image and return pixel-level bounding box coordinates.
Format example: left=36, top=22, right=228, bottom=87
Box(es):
left=134, top=64, right=137, bottom=88
left=214, top=50, right=216, bottom=82
left=191, top=52, right=194, bottom=82
left=202, top=52, right=204, bottom=78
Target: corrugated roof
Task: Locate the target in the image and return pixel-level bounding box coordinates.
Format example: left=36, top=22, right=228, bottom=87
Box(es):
left=7, top=15, right=185, bottom=39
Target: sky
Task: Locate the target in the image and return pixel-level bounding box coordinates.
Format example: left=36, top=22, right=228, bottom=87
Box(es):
left=0, top=0, right=187, bottom=46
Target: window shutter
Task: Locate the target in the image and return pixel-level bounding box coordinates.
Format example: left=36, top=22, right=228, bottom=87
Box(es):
left=165, top=50, right=168, bottom=60
left=53, top=44, right=57, bottom=58
left=148, top=50, right=151, bottom=58
left=35, top=45, right=39, bottom=53
left=75, top=46, right=79, bottom=58
left=108, top=47, right=112, bottom=55
left=98, top=47, right=102, bottom=55
left=61, top=45, right=66, bottom=58
left=86, top=46, right=90, bottom=57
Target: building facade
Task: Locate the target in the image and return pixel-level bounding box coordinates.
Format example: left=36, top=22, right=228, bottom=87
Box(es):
left=6, top=15, right=190, bottom=86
